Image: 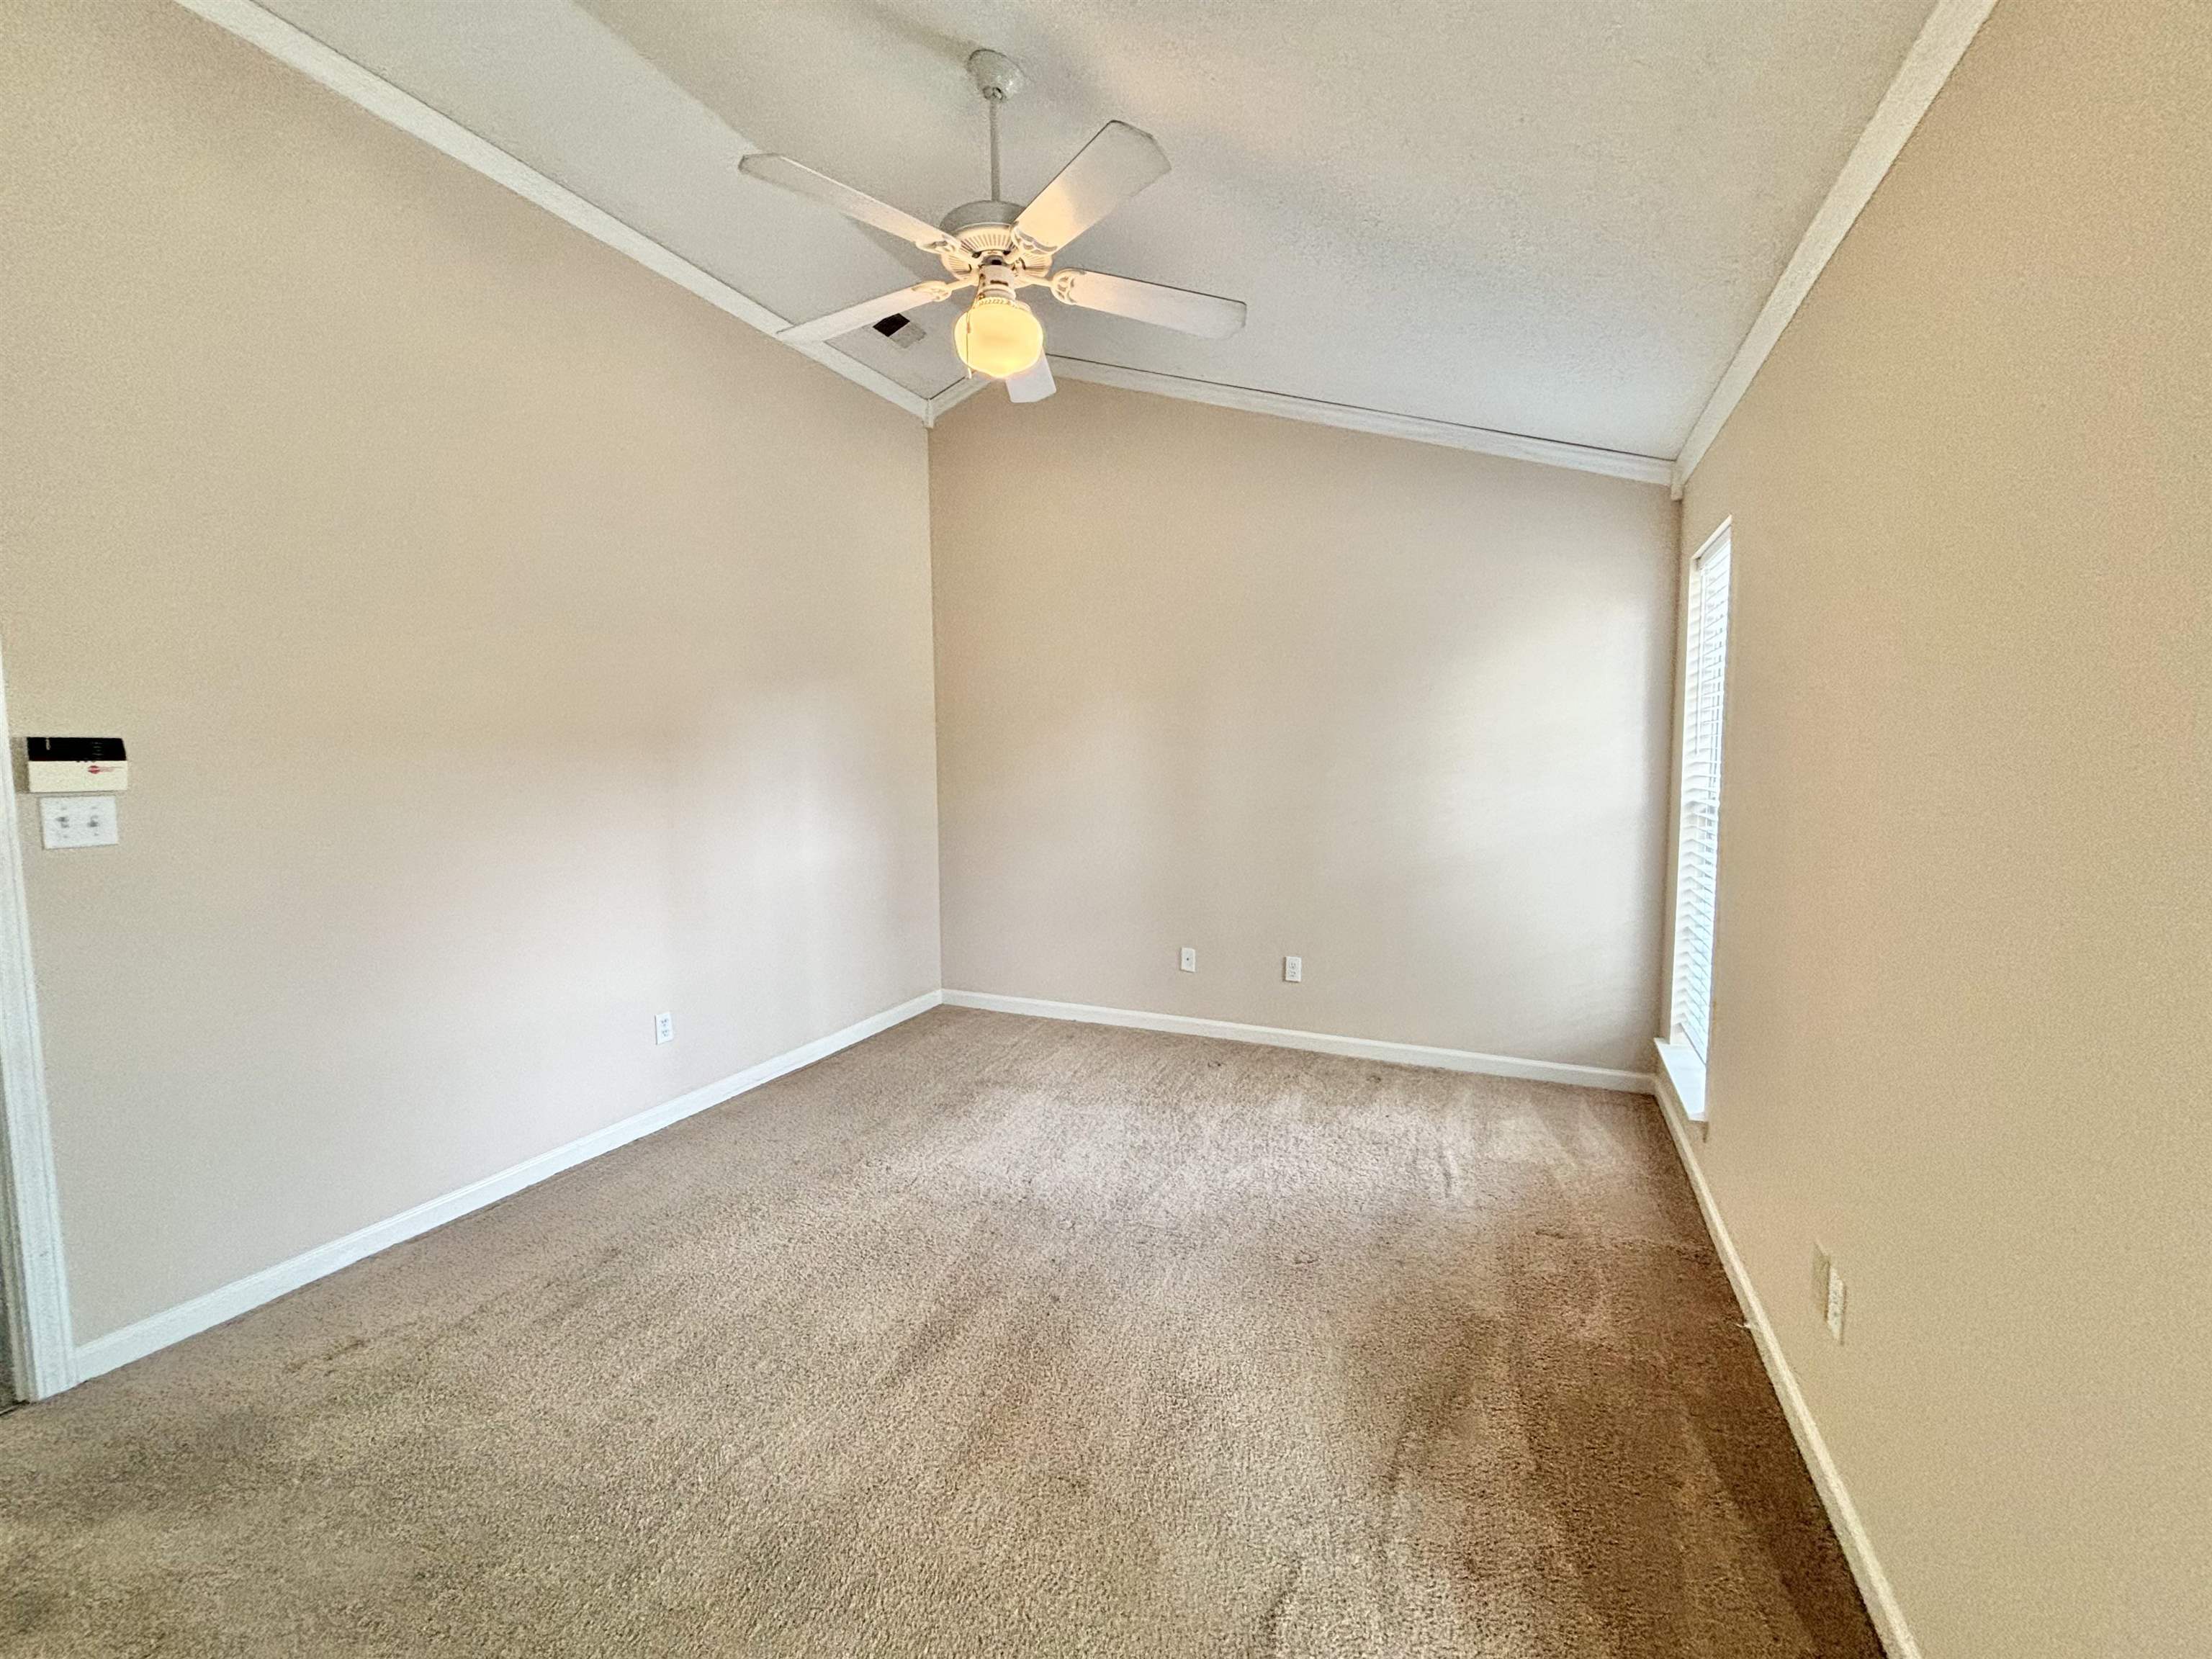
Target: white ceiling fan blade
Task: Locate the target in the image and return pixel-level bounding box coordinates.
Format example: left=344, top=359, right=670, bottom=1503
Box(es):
left=778, top=280, right=962, bottom=344
left=738, top=153, right=955, bottom=253
left=1013, top=121, right=1169, bottom=251
left=1004, top=356, right=1056, bottom=403
left=1050, top=270, right=1246, bottom=339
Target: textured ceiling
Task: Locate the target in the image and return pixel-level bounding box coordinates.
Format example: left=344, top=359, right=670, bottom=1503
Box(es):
left=264, top=0, right=1934, bottom=459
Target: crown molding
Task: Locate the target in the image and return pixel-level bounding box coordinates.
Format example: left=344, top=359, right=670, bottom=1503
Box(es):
left=922, top=373, right=992, bottom=427
left=170, top=0, right=930, bottom=420
left=175, top=0, right=1997, bottom=497
left=1671, top=0, right=1999, bottom=492
left=1035, top=358, right=1676, bottom=485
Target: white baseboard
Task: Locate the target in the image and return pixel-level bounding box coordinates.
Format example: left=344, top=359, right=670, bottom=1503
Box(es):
left=1652, top=1086, right=1921, bottom=1659
left=71, top=990, right=943, bottom=1382
left=67, top=985, right=1645, bottom=1384
left=940, top=989, right=1655, bottom=1094
left=56, top=978, right=1910, bottom=1659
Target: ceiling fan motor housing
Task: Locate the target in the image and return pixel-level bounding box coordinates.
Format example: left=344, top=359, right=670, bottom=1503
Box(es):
left=938, top=200, right=1020, bottom=238
left=937, top=202, right=1051, bottom=281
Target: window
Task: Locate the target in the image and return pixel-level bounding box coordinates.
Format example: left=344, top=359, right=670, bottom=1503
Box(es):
left=1671, top=522, right=1732, bottom=1063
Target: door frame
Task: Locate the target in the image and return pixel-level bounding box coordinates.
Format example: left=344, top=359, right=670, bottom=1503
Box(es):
left=0, top=637, right=76, bottom=1398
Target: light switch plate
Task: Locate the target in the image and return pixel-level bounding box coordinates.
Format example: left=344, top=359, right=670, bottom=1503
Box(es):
left=40, top=796, right=118, bottom=849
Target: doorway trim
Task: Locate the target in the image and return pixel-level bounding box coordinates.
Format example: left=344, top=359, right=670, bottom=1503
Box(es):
left=0, top=642, right=75, bottom=1399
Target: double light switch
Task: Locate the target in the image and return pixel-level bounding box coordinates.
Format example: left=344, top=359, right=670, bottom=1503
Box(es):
left=40, top=796, right=118, bottom=849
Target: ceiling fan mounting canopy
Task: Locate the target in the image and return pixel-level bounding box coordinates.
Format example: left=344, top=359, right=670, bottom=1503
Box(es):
left=965, top=48, right=1026, bottom=105
left=737, top=45, right=1246, bottom=402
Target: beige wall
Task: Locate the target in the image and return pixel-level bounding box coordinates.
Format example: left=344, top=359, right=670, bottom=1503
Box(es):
left=1673, top=3, right=2210, bottom=1655
left=0, top=2, right=941, bottom=1342
left=931, top=382, right=1676, bottom=1074
left=14, top=10, right=2203, bottom=1650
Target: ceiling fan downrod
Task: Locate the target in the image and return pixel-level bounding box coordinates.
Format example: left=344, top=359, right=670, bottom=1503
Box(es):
left=967, top=48, right=1025, bottom=206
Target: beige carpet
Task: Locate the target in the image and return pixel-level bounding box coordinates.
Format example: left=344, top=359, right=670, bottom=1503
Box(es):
left=0, top=1007, right=1881, bottom=1657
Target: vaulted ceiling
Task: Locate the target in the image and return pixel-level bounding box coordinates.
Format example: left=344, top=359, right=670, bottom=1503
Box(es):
left=261, top=0, right=1936, bottom=463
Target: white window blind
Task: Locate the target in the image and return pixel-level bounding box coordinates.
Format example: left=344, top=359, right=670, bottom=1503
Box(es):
left=1672, top=526, right=1732, bottom=1061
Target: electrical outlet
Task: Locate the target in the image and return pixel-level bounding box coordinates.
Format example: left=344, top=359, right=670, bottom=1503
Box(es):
left=1812, top=1245, right=1833, bottom=1322
left=655, top=1011, right=674, bottom=1045
left=1179, top=946, right=1197, bottom=972
left=1824, top=1258, right=1847, bottom=1342
left=1283, top=955, right=1302, bottom=983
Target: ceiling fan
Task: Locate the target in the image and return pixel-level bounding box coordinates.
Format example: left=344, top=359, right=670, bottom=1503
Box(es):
left=738, top=48, right=1246, bottom=405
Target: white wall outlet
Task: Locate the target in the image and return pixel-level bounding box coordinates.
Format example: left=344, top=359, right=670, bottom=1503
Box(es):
left=40, top=795, right=118, bottom=849
left=1824, top=1258, right=1847, bottom=1342
left=1179, top=946, right=1197, bottom=972
left=654, top=1011, right=674, bottom=1044
left=1283, top=955, right=1303, bottom=983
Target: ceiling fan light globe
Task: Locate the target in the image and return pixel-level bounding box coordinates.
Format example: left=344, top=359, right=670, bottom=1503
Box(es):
left=953, top=295, right=1044, bottom=379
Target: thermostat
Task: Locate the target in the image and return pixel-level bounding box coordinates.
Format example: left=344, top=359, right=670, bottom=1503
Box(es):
left=26, top=737, right=128, bottom=793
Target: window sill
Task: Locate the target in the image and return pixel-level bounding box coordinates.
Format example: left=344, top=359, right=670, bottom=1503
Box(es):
left=1653, top=1038, right=1708, bottom=1135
